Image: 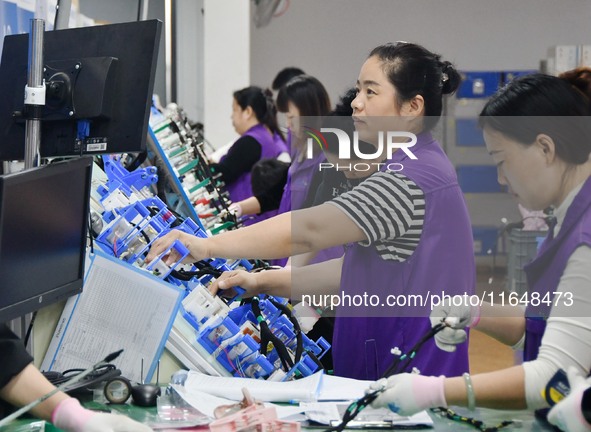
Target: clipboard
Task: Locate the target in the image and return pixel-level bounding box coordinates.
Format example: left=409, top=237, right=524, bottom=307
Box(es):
left=302, top=402, right=433, bottom=429
left=42, top=250, right=183, bottom=383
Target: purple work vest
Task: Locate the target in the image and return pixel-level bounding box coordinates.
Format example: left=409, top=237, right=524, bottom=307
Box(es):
left=272, top=148, right=328, bottom=266
left=523, top=176, right=591, bottom=361
left=332, top=133, right=475, bottom=380
left=224, top=124, right=288, bottom=225
left=278, top=150, right=326, bottom=214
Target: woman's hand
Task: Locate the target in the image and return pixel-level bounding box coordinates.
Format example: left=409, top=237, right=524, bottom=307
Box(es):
left=52, top=398, right=153, bottom=432
left=368, top=374, right=446, bottom=417
left=209, top=269, right=260, bottom=298
left=145, top=230, right=209, bottom=265
left=429, top=295, right=480, bottom=352
left=548, top=367, right=591, bottom=432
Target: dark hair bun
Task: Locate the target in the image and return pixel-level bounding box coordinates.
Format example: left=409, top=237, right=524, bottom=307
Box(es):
left=559, top=67, right=591, bottom=104
left=441, top=61, right=461, bottom=95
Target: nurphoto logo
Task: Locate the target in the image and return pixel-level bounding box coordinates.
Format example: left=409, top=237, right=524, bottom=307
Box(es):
left=305, top=127, right=418, bottom=172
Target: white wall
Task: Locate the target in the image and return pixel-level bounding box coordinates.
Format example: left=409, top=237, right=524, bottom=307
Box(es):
left=78, top=0, right=167, bottom=103
left=250, top=0, right=591, bottom=102
left=175, top=0, right=204, bottom=122
left=203, top=0, right=250, bottom=148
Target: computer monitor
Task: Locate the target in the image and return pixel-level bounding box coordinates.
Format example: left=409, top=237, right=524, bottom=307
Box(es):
left=0, top=157, right=92, bottom=322
left=0, top=19, right=162, bottom=160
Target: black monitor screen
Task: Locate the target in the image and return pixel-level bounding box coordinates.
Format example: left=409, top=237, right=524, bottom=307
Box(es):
left=0, top=157, right=92, bottom=322
left=0, top=20, right=161, bottom=160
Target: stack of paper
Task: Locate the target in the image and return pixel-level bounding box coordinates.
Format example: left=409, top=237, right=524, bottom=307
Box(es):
left=177, top=371, right=434, bottom=428
left=183, top=371, right=323, bottom=402
left=300, top=402, right=433, bottom=428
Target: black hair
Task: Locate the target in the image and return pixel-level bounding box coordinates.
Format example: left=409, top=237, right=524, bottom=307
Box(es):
left=272, top=67, right=306, bottom=91
left=479, top=73, right=591, bottom=165
left=369, top=42, right=461, bottom=131
left=234, top=86, right=284, bottom=141
left=333, top=87, right=357, bottom=117
left=276, top=75, right=331, bottom=117
left=251, top=159, right=290, bottom=197
left=560, top=67, right=591, bottom=101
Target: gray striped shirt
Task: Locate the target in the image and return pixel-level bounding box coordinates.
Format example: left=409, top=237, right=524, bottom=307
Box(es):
left=328, top=171, right=425, bottom=262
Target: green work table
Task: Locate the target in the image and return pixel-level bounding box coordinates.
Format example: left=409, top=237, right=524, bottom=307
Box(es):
left=1, top=403, right=556, bottom=431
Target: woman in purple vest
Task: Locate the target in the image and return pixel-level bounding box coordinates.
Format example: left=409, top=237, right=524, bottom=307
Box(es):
left=230, top=77, right=331, bottom=231
left=275, top=75, right=332, bottom=214
left=211, top=86, right=288, bottom=225
left=369, top=70, right=591, bottom=432
left=269, top=75, right=332, bottom=266
left=146, top=42, right=475, bottom=380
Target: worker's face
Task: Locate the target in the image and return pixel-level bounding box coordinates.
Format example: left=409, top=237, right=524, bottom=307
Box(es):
left=351, top=56, right=404, bottom=145
left=285, top=102, right=301, bottom=138
left=484, top=127, right=558, bottom=210
left=231, top=99, right=248, bottom=135
left=351, top=55, right=424, bottom=146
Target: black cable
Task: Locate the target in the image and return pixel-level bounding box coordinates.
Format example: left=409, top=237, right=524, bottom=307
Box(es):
left=250, top=297, right=293, bottom=372
left=147, top=205, right=183, bottom=228
left=431, top=407, right=514, bottom=432
left=381, top=323, right=446, bottom=378
left=23, top=311, right=38, bottom=348
left=169, top=267, right=223, bottom=281
left=46, top=364, right=118, bottom=386
left=268, top=297, right=305, bottom=364
left=88, top=210, right=95, bottom=254
left=325, top=323, right=447, bottom=432
left=250, top=260, right=274, bottom=271
left=305, top=351, right=324, bottom=371
left=326, top=389, right=385, bottom=432
left=125, top=151, right=148, bottom=171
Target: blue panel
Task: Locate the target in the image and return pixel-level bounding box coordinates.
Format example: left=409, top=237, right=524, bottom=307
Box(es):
left=2, top=2, right=18, bottom=37
left=472, top=226, right=500, bottom=255
left=456, top=118, right=485, bottom=147
left=457, top=71, right=502, bottom=98
left=17, top=7, right=34, bottom=34
left=457, top=165, right=505, bottom=193
left=0, top=1, right=18, bottom=59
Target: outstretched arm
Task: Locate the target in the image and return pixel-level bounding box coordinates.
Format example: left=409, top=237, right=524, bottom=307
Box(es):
left=146, top=203, right=365, bottom=264
left=0, top=363, right=68, bottom=421
left=0, top=364, right=153, bottom=431
left=209, top=256, right=344, bottom=299
left=373, top=246, right=591, bottom=415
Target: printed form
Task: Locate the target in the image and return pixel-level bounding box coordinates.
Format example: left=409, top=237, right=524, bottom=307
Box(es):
left=42, top=251, right=182, bottom=383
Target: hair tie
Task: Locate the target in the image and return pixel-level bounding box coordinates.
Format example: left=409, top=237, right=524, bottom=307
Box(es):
left=441, top=73, right=449, bottom=83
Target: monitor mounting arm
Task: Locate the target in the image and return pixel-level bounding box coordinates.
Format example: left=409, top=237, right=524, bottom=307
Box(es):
left=24, top=19, right=45, bottom=169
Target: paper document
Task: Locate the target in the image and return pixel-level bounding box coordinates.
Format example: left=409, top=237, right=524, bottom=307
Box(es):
left=300, top=402, right=433, bottom=428
left=42, top=251, right=183, bottom=383
left=317, top=374, right=373, bottom=401
left=184, top=370, right=323, bottom=402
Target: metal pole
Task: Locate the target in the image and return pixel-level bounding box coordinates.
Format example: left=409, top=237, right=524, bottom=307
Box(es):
left=24, top=19, right=45, bottom=169
left=54, top=0, right=72, bottom=30
left=165, top=0, right=173, bottom=105
left=138, top=0, right=149, bottom=21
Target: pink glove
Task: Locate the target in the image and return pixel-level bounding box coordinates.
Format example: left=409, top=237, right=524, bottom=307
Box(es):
left=548, top=367, right=591, bottom=432
left=369, top=374, right=446, bottom=416
left=52, top=398, right=153, bottom=432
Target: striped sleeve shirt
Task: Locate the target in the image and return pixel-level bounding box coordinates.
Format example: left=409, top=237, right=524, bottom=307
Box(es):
left=327, top=171, right=425, bottom=262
